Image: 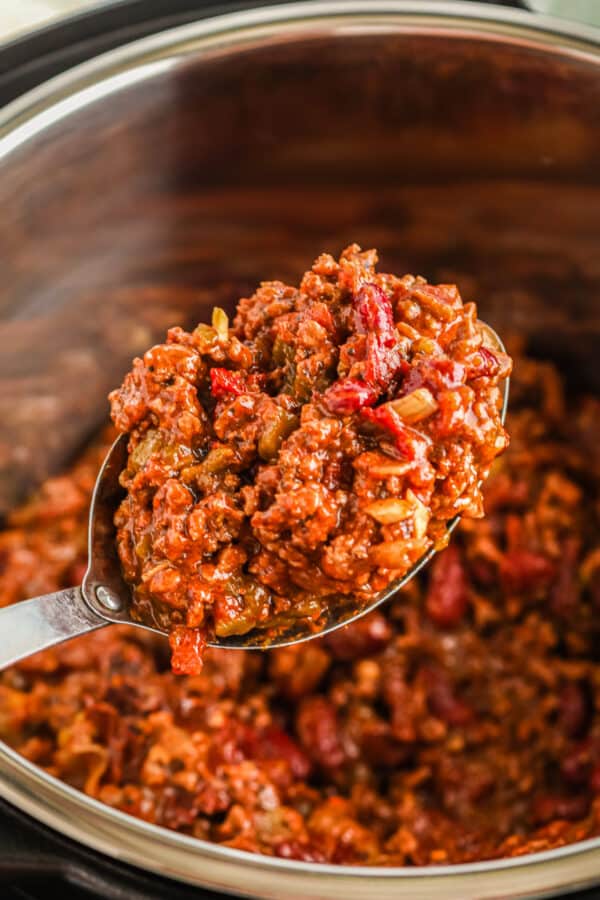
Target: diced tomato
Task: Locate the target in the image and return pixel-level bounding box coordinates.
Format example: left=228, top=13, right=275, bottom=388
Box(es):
left=169, top=626, right=206, bottom=675
left=210, top=368, right=246, bottom=398
left=354, top=283, right=404, bottom=391
left=322, top=378, right=378, bottom=415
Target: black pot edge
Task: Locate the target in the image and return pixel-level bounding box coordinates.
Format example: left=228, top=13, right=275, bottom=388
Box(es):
left=0, top=0, right=528, bottom=107
left=0, top=796, right=223, bottom=898
left=0, top=0, right=299, bottom=107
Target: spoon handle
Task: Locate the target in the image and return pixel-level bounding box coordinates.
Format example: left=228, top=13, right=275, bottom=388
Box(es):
left=0, top=587, right=106, bottom=669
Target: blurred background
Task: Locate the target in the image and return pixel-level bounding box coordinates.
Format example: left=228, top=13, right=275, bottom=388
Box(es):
left=0, top=0, right=598, bottom=42
left=1, top=1, right=96, bottom=39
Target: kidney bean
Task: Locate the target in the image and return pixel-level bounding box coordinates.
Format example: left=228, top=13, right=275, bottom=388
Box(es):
left=558, top=681, right=592, bottom=739
left=425, top=545, right=469, bottom=628
left=500, top=550, right=556, bottom=594
left=325, top=612, right=392, bottom=660
left=249, top=726, right=312, bottom=780
left=296, top=697, right=345, bottom=770
left=532, top=793, right=590, bottom=825
left=420, top=664, right=473, bottom=726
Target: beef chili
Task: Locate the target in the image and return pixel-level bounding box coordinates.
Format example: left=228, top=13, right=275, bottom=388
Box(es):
left=109, top=245, right=511, bottom=673
left=0, top=343, right=600, bottom=863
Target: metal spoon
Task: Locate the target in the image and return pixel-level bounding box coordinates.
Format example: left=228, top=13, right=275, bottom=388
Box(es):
left=0, top=325, right=508, bottom=668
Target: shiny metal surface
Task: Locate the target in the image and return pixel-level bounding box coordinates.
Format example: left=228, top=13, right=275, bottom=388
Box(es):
left=0, top=434, right=128, bottom=668
left=0, top=585, right=103, bottom=669
left=0, top=434, right=130, bottom=668
left=0, top=2, right=599, bottom=897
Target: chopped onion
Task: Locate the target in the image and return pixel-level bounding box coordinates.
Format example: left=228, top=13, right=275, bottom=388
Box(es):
left=406, top=489, right=430, bottom=539
left=387, top=388, right=438, bottom=424
left=369, top=459, right=412, bottom=478
left=212, top=306, right=229, bottom=341
left=364, top=498, right=414, bottom=524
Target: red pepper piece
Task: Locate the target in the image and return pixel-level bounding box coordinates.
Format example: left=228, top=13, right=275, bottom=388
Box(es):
left=354, top=283, right=396, bottom=342
left=210, top=367, right=246, bottom=398
left=364, top=335, right=398, bottom=390
left=322, top=378, right=378, bottom=415
left=362, top=404, right=429, bottom=461
left=354, top=283, right=403, bottom=390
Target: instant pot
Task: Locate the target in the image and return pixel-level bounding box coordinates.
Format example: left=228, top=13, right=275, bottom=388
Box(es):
left=1, top=1, right=599, bottom=898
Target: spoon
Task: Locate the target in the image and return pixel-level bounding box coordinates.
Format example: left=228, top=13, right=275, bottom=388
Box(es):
left=0, top=324, right=509, bottom=669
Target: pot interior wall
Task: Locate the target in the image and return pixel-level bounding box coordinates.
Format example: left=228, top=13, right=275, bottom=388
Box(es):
left=0, top=27, right=599, bottom=512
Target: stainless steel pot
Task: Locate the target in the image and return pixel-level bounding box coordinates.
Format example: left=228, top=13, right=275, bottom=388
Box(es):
left=0, top=2, right=599, bottom=897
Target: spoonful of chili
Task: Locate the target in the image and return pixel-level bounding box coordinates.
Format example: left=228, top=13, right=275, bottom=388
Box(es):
left=0, top=247, right=511, bottom=673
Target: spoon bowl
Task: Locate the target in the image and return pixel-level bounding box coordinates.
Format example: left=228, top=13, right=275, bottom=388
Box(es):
left=226, top=321, right=510, bottom=648
left=0, top=324, right=509, bottom=667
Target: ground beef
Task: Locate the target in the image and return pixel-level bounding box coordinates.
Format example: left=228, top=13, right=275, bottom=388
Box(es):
left=0, top=343, right=599, bottom=865
left=109, top=245, right=510, bottom=673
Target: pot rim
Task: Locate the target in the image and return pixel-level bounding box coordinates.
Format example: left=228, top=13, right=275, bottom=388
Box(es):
left=1, top=0, right=599, bottom=151
left=3, top=736, right=600, bottom=879
left=1, top=2, right=600, bottom=894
